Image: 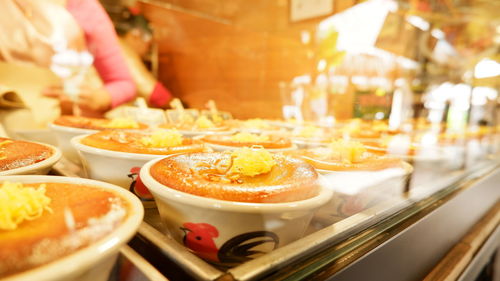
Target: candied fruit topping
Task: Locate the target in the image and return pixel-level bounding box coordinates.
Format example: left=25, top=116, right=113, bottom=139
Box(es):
left=229, top=147, right=276, bottom=177
left=141, top=129, right=183, bottom=147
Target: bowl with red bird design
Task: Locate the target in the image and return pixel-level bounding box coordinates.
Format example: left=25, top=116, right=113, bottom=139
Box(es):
left=71, top=129, right=210, bottom=208
left=140, top=152, right=333, bottom=267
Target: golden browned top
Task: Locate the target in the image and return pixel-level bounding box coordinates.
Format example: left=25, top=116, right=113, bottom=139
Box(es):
left=0, top=182, right=128, bottom=278
left=0, top=138, right=53, bottom=172
left=53, top=115, right=148, bottom=130
left=81, top=130, right=208, bottom=155
left=150, top=152, right=320, bottom=203
left=287, top=146, right=405, bottom=171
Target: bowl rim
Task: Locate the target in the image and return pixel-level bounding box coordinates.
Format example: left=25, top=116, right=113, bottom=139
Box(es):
left=71, top=135, right=174, bottom=161
left=49, top=122, right=100, bottom=135
left=0, top=175, right=144, bottom=281
left=140, top=157, right=333, bottom=213
left=0, top=141, right=62, bottom=176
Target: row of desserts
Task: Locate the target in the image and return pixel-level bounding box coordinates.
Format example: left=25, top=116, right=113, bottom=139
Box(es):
left=52, top=115, right=414, bottom=267
left=1, top=112, right=497, bottom=278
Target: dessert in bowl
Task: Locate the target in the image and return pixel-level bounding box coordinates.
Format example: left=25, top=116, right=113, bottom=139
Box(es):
left=287, top=140, right=412, bottom=222
left=199, top=132, right=296, bottom=152
left=140, top=147, right=332, bottom=266
left=0, top=138, right=61, bottom=176
left=49, top=116, right=147, bottom=163
left=287, top=139, right=411, bottom=173
left=71, top=129, right=209, bottom=206
left=0, top=175, right=143, bottom=281
left=362, top=134, right=452, bottom=162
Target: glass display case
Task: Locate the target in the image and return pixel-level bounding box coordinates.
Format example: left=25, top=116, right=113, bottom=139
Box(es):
left=1, top=0, right=498, bottom=280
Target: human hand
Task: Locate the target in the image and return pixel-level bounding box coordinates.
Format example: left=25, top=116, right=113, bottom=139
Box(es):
left=76, top=86, right=112, bottom=115
left=42, top=85, right=112, bottom=117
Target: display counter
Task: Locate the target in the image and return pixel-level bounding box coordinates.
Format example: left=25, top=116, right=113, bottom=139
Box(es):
left=50, top=130, right=499, bottom=281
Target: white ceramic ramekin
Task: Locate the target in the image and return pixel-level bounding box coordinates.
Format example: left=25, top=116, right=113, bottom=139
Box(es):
left=314, top=162, right=413, bottom=224
left=140, top=157, right=333, bottom=266
left=49, top=123, right=98, bottom=164
left=0, top=142, right=62, bottom=176
left=0, top=175, right=144, bottom=281
left=71, top=135, right=179, bottom=207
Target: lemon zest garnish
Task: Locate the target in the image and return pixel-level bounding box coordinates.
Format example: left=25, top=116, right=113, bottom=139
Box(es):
left=0, top=140, right=12, bottom=161
left=140, top=129, right=183, bottom=147
left=229, top=147, right=276, bottom=177
left=329, top=139, right=367, bottom=163
left=0, top=140, right=13, bottom=147
left=230, top=132, right=269, bottom=142
left=103, top=118, right=140, bottom=129
left=194, top=116, right=215, bottom=129
left=0, top=182, right=52, bottom=231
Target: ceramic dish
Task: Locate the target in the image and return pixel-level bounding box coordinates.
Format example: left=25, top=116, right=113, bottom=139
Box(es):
left=49, top=123, right=98, bottom=164
left=140, top=156, right=333, bottom=267
left=71, top=134, right=208, bottom=207
left=0, top=141, right=61, bottom=176
left=0, top=175, right=143, bottom=281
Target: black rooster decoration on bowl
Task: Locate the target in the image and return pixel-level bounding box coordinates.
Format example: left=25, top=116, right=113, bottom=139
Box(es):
left=181, top=222, right=279, bottom=267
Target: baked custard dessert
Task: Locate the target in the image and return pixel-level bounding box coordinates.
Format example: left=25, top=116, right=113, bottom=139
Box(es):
left=80, top=129, right=209, bottom=155
left=0, top=138, right=53, bottom=172
left=336, top=119, right=398, bottom=140
left=53, top=115, right=147, bottom=130
left=287, top=140, right=406, bottom=171
left=200, top=132, right=293, bottom=149
left=150, top=147, right=320, bottom=203
left=0, top=181, right=128, bottom=278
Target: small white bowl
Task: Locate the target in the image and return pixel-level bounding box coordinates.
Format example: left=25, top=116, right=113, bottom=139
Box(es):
left=314, top=163, right=413, bottom=222
left=0, top=175, right=144, bottom=281
left=71, top=135, right=180, bottom=207
left=140, top=157, right=333, bottom=266
left=0, top=142, right=62, bottom=176
left=49, top=123, right=98, bottom=164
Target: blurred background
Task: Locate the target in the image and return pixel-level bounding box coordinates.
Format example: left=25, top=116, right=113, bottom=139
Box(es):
left=100, top=0, right=499, bottom=128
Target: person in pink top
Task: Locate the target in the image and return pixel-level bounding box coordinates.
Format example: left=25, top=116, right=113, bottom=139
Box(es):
left=43, top=0, right=137, bottom=117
